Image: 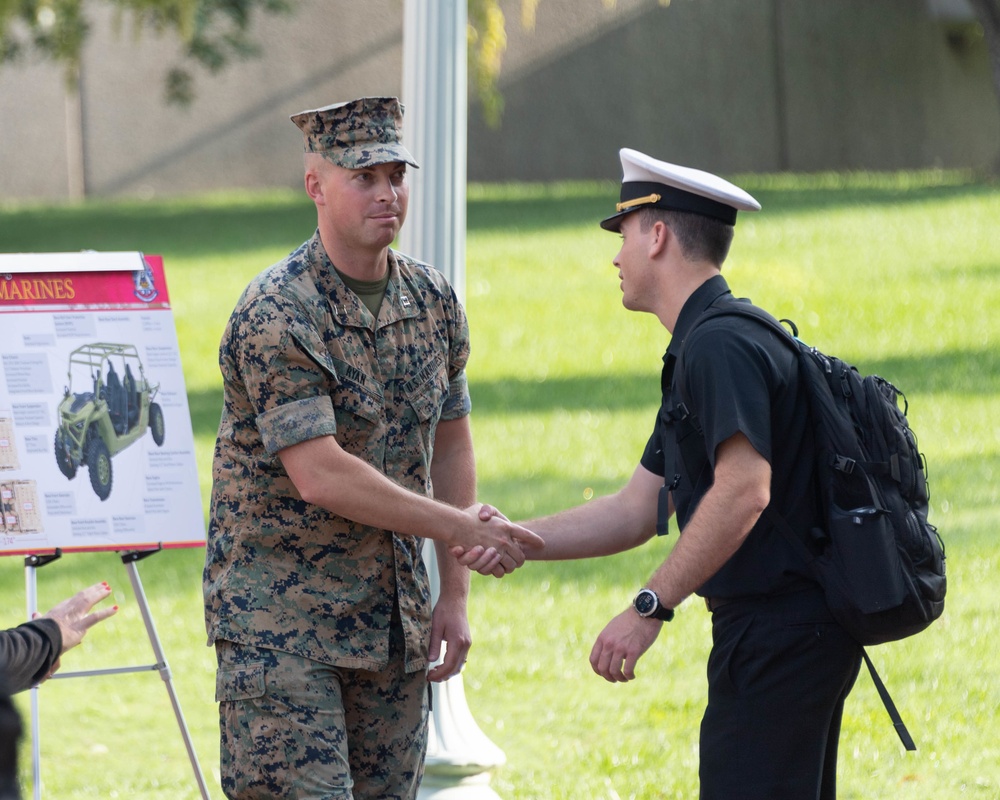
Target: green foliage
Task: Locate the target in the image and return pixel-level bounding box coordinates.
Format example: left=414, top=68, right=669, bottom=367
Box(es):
left=0, top=0, right=89, bottom=75
left=468, top=0, right=508, bottom=127
left=0, top=172, right=998, bottom=797
left=467, top=0, right=673, bottom=126
left=0, top=0, right=290, bottom=102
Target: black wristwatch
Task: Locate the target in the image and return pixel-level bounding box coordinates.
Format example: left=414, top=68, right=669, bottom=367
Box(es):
left=633, top=588, right=674, bottom=622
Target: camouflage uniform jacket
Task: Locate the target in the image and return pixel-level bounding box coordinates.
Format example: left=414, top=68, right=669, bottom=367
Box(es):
left=204, top=231, right=472, bottom=673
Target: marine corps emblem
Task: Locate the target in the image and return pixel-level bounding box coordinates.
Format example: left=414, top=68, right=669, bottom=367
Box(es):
left=133, top=256, right=158, bottom=303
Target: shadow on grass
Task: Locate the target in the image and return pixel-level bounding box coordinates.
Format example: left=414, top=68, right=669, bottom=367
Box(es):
left=850, top=347, right=1000, bottom=396
left=0, top=194, right=315, bottom=259
left=469, top=346, right=1000, bottom=417
left=470, top=371, right=659, bottom=414
left=4, top=175, right=993, bottom=254
left=182, top=345, right=998, bottom=445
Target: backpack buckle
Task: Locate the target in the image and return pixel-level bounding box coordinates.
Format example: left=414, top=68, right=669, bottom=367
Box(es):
left=665, top=403, right=690, bottom=422
left=833, top=455, right=856, bottom=474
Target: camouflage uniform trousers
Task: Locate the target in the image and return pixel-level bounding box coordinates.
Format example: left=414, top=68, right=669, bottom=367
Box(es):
left=215, top=623, right=427, bottom=800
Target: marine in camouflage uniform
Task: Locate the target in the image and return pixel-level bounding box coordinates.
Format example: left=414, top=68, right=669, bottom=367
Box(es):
left=207, top=231, right=472, bottom=671
left=204, top=97, right=540, bottom=800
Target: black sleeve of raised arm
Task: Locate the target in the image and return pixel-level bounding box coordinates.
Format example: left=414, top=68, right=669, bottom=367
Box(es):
left=0, top=619, right=62, bottom=695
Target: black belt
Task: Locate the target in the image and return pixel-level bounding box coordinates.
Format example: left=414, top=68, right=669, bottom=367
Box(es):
left=704, top=586, right=823, bottom=614
left=704, top=597, right=731, bottom=612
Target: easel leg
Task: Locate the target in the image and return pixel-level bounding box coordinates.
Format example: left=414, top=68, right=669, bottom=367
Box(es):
left=22, top=550, right=210, bottom=799
left=24, top=551, right=61, bottom=800
left=25, top=562, right=40, bottom=800
left=122, top=553, right=211, bottom=800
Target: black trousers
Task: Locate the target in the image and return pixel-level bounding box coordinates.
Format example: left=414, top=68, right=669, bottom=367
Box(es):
left=699, top=588, right=863, bottom=800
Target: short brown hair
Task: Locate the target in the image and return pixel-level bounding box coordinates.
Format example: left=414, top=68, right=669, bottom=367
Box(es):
left=637, top=207, right=735, bottom=266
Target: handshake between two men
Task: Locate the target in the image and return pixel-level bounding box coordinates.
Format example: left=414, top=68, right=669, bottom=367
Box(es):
left=453, top=503, right=543, bottom=579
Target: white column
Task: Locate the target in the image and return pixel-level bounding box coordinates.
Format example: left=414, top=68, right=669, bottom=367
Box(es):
left=400, top=2, right=506, bottom=798
left=399, top=0, right=467, bottom=301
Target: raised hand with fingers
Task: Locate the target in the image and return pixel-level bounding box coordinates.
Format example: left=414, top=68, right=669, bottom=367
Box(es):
left=38, top=581, right=119, bottom=679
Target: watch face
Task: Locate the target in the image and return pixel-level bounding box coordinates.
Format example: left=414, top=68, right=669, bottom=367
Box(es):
left=634, top=589, right=657, bottom=616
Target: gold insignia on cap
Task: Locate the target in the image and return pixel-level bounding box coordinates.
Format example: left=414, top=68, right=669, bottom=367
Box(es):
left=616, top=193, right=662, bottom=213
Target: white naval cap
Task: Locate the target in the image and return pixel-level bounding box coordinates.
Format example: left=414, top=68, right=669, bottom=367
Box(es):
left=600, top=148, right=761, bottom=232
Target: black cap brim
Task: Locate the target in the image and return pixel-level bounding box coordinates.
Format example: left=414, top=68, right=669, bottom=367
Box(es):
left=600, top=181, right=740, bottom=232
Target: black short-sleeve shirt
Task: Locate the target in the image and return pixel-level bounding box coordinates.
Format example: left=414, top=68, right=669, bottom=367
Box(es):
left=641, top=275, right=820, bottom=599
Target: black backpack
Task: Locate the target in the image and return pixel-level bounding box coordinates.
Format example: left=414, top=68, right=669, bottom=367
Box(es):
left=673, top=300, right=946, bottom=750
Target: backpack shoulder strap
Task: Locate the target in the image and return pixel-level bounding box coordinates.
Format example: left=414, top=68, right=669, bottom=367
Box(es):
left=670, top=300, right=807, bottom=543
left=688, top=300, right=800, bottom=351
left=672, top=299, right=799, bottom=406
left=682, top=303, right=819, bottom=551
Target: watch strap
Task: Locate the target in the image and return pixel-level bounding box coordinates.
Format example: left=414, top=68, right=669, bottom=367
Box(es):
left=634, top=588, right=674, bottom=622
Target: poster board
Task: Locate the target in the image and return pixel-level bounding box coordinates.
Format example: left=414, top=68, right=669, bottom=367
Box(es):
left=0, top=252, right=206, bottom=555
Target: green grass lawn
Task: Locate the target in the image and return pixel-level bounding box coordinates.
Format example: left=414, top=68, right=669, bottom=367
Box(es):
left=1, top=171, right=998, bottom=798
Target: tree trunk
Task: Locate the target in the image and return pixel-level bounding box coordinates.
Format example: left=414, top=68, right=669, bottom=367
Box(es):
left=968, top=0, right=1000, bottom=171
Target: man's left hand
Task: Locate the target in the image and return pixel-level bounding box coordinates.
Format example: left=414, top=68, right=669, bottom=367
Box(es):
left=589, top=607, right=662, bottom=683
left=426, top=594, right=472, bottom=683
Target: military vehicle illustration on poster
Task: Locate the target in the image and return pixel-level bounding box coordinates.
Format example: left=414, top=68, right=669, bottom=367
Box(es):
left=54, top=343, right=165, bottom=501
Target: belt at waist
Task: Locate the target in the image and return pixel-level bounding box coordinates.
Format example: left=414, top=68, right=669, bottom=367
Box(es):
left=704, top=585, right=824, bottom=614
left=704, top=596, right=730, bottom=612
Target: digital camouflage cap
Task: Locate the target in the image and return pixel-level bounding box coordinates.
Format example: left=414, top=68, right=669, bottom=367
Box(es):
left=290, top=96, right=420, bottom=169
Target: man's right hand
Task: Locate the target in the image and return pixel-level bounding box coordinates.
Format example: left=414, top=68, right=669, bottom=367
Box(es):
left=453, top=504, right=543, bottom=577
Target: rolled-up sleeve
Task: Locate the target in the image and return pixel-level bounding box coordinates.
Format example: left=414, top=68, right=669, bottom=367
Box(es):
left=232, top=294, right=340, bottom=453
left=442, top=288, right=472, bottom=421
left=442, top=370, right=471, bottom=421
left=257, top=394, right=337, bottom=455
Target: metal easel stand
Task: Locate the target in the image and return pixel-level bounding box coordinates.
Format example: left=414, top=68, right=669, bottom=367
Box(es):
left=24, top=547, right=210, bottom=800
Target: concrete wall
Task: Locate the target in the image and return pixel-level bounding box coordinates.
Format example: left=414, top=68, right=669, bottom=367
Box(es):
left=1, top=0, right=405, bottom=200
left=470, top=0, right=998, bottom=180
left=1, top=0, right=996, bottom=201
